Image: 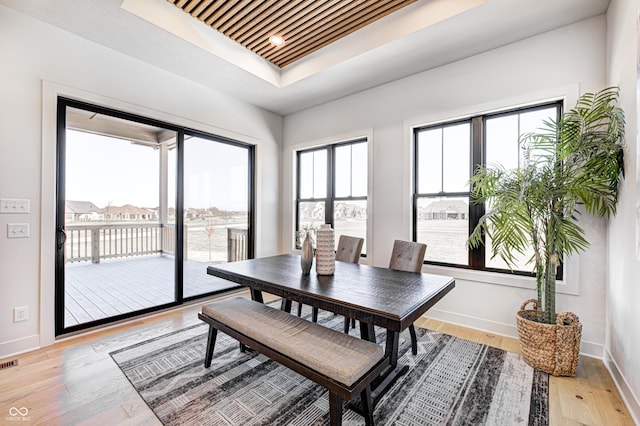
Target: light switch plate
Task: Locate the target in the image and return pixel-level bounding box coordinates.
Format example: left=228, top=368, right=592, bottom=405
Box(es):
left=7, top=223, right=29, bottom=238
left=0, top=198, right=30, bottom=214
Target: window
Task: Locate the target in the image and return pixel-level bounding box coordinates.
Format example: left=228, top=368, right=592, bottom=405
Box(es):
left=413, top=101, right=562, bottom=275
left=296, top=139, right=367, bottom=254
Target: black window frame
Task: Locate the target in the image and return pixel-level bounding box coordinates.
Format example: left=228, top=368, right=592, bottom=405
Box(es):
left=295, top=138, right=368, bottom=254
left=413, top=100, right=563, bottom=278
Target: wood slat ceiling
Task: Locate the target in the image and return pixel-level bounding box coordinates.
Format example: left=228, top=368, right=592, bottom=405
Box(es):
left=168, top=0, right=418, bottom=68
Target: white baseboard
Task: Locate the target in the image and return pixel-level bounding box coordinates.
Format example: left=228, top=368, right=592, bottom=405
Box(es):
left=0, top=335, right=40, bottom=360
left=426, top=308, right=519, bottom=338
left=604, top=350, right=640, bottom=425
left=424, top=308, right=604, bottom=358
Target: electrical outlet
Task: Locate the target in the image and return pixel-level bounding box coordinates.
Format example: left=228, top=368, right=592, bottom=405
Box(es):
left=14, top=306, right=28, bottom=322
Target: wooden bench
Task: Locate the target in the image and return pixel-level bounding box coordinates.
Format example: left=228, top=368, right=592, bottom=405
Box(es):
left=198, top=297, right=389, bottom=426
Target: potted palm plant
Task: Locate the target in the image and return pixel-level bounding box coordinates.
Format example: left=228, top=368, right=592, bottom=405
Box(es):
left=468, top=87, right=625, bottom=376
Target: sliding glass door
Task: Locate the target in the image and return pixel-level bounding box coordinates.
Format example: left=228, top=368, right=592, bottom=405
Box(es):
left=55, top=98, right=253, bottom=335
left=182, top=135, right=252, bottom=298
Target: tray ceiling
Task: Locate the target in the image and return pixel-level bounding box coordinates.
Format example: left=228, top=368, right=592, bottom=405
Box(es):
left=0, top=0, right=612, bottom=115
left=168, top=0, right=418, bottom=68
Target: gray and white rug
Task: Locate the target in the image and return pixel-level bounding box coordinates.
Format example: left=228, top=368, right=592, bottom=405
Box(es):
left=110, top=303, right=548, bottom=425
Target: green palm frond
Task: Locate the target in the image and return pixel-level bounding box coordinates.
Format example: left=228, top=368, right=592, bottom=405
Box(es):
left=468, top=87, right=625, bottom=324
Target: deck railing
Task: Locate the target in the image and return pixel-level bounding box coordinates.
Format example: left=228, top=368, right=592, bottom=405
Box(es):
left=65, top=223, right=162, bottom=263
left=65, top=223, right=247, bottom=264
left=227, top=227, right=248, bottom=262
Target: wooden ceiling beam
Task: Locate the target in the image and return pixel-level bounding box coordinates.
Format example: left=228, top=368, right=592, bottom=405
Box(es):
left=226, top=1, right=281, bottom=39
left=171, top=0, right=417, bottom=68
left=195, top=1, right=226, bottom=23
left=173, top=0, right=190, bottom=9
left=183, top=0, right=202, bottom=14
left=267, top=0, right=396, bottom=64
left=190, top=0, right=215, bottom=17
left=204, top=0, right=240, bottom=27
left=253, top=0, right=361, bottom=57
left=250, top=0, right=340, bottom=53
left=242, top=0, right=330, bottom=50
left=208, top=0, right=255, bottom=30
left=217, top=0, right=266, bottom=33
left=272, top=0, right=412, bottom=67
left=234, top=0, right=306, bottom=45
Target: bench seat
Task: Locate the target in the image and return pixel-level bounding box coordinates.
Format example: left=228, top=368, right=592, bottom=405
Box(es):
left=199, top=296, right=388, bottom=426
left=202, top=296, right=383, bottom=386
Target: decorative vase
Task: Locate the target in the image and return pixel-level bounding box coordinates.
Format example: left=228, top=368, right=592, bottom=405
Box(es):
left=300, top=234, right=314, bottom=275
left=515, top=299, right=582, bottom=377
left=315, top=224, right=335, bottom=275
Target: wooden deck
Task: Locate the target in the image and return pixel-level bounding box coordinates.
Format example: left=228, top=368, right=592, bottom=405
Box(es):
left=64, top=255, right=240, bottom=327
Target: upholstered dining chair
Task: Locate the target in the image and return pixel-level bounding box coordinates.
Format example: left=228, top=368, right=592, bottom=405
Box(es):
left=335, top=235, right=364, bottom=263
left=388, top=239, right=427, bottom=355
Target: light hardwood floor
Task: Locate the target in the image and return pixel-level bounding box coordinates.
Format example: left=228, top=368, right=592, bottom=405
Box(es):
left=0, top=291, right=634, bottom=425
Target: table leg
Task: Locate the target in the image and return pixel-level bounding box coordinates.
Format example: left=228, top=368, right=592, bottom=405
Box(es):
left=250, top=288, right=263, bottom=303
left=384, top=330, right=399, bottom=368
left=349, top=329, right=407, bottom=415
left=359, top=321, right=376, bottom=342
left=281, top=298, right=292, bottom=313
left=242, top=289, right=263, bottom=353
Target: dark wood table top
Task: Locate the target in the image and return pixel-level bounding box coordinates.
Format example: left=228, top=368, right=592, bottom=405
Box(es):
left=207, top=253, right=455, bottom=332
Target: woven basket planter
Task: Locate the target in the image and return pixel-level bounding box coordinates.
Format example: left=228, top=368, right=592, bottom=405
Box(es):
left=516, top=299, right=582, bottom=377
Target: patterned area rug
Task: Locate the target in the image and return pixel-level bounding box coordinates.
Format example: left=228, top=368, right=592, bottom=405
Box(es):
left=110, top=303, right=548, bottom=425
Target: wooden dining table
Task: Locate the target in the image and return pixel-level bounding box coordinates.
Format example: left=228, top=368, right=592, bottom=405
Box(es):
left=206, top=253, right=455, bottom=407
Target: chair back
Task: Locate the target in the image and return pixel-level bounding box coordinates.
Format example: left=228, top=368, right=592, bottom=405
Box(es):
left=335, top=235, right=364, bottom=264
left=388, top=240, right=426, bottom=273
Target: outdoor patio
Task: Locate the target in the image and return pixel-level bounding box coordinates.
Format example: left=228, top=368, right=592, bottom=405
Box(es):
left=64, top=255, right=240, bottom=327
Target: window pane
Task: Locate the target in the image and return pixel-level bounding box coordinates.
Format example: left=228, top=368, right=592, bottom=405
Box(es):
left=335, top=145, right=351, bottom=197
left=416, top=196, right=469, bottom=265
left=484, top=106, right=558, bottom=273
left=184, top=137, right=249, bottom=265
left=486, top=115, right=519, bottom=170
left=297, top=201, right=325, bottom=248
left=486, top=107, right=558, bottom=171
left=182, top=137, right=249, bottom=298
left=485, top=237, right=535, bottom=272
left=520, top=107, right=556, bottom=134
left=296, top=140, right=367, bottom=253
left=484, top=199, right=535, bottom=272
left=351, top=142, right=367, bottom=197
left=299, top=150, right=328, bottom=199
left=442, top=123, right=470, bottom=192
left=335, top=142, right=367, bottom=198
left=334, top=200, right=367, bottom=255
left=417, top=129, right=442, bottom=193
left=520, top=107, right=557, bottom=164
left=299, top=152, right=314, bottom=199
left=313, top=150, right=327, bottom=198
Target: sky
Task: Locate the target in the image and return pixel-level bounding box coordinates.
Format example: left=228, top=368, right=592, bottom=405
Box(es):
left=65, top=130, right=248, bottom=211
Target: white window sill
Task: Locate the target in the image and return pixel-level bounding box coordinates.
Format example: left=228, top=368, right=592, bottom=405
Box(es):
left=422, top=260, right=579, bottom=296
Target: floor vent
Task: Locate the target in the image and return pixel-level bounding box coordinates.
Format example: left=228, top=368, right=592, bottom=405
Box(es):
left=0, top=359, right=19, bottom=370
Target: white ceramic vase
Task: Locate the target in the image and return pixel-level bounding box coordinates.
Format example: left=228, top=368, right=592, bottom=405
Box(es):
left=315, top=224, right=335, bottom=275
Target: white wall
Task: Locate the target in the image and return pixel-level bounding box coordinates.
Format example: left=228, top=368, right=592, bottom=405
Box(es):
left=0, top=6, right=282, bottom=357
left=606, top=0, right=640, bottom=422
left=283, top=16, right=610, bottom=357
